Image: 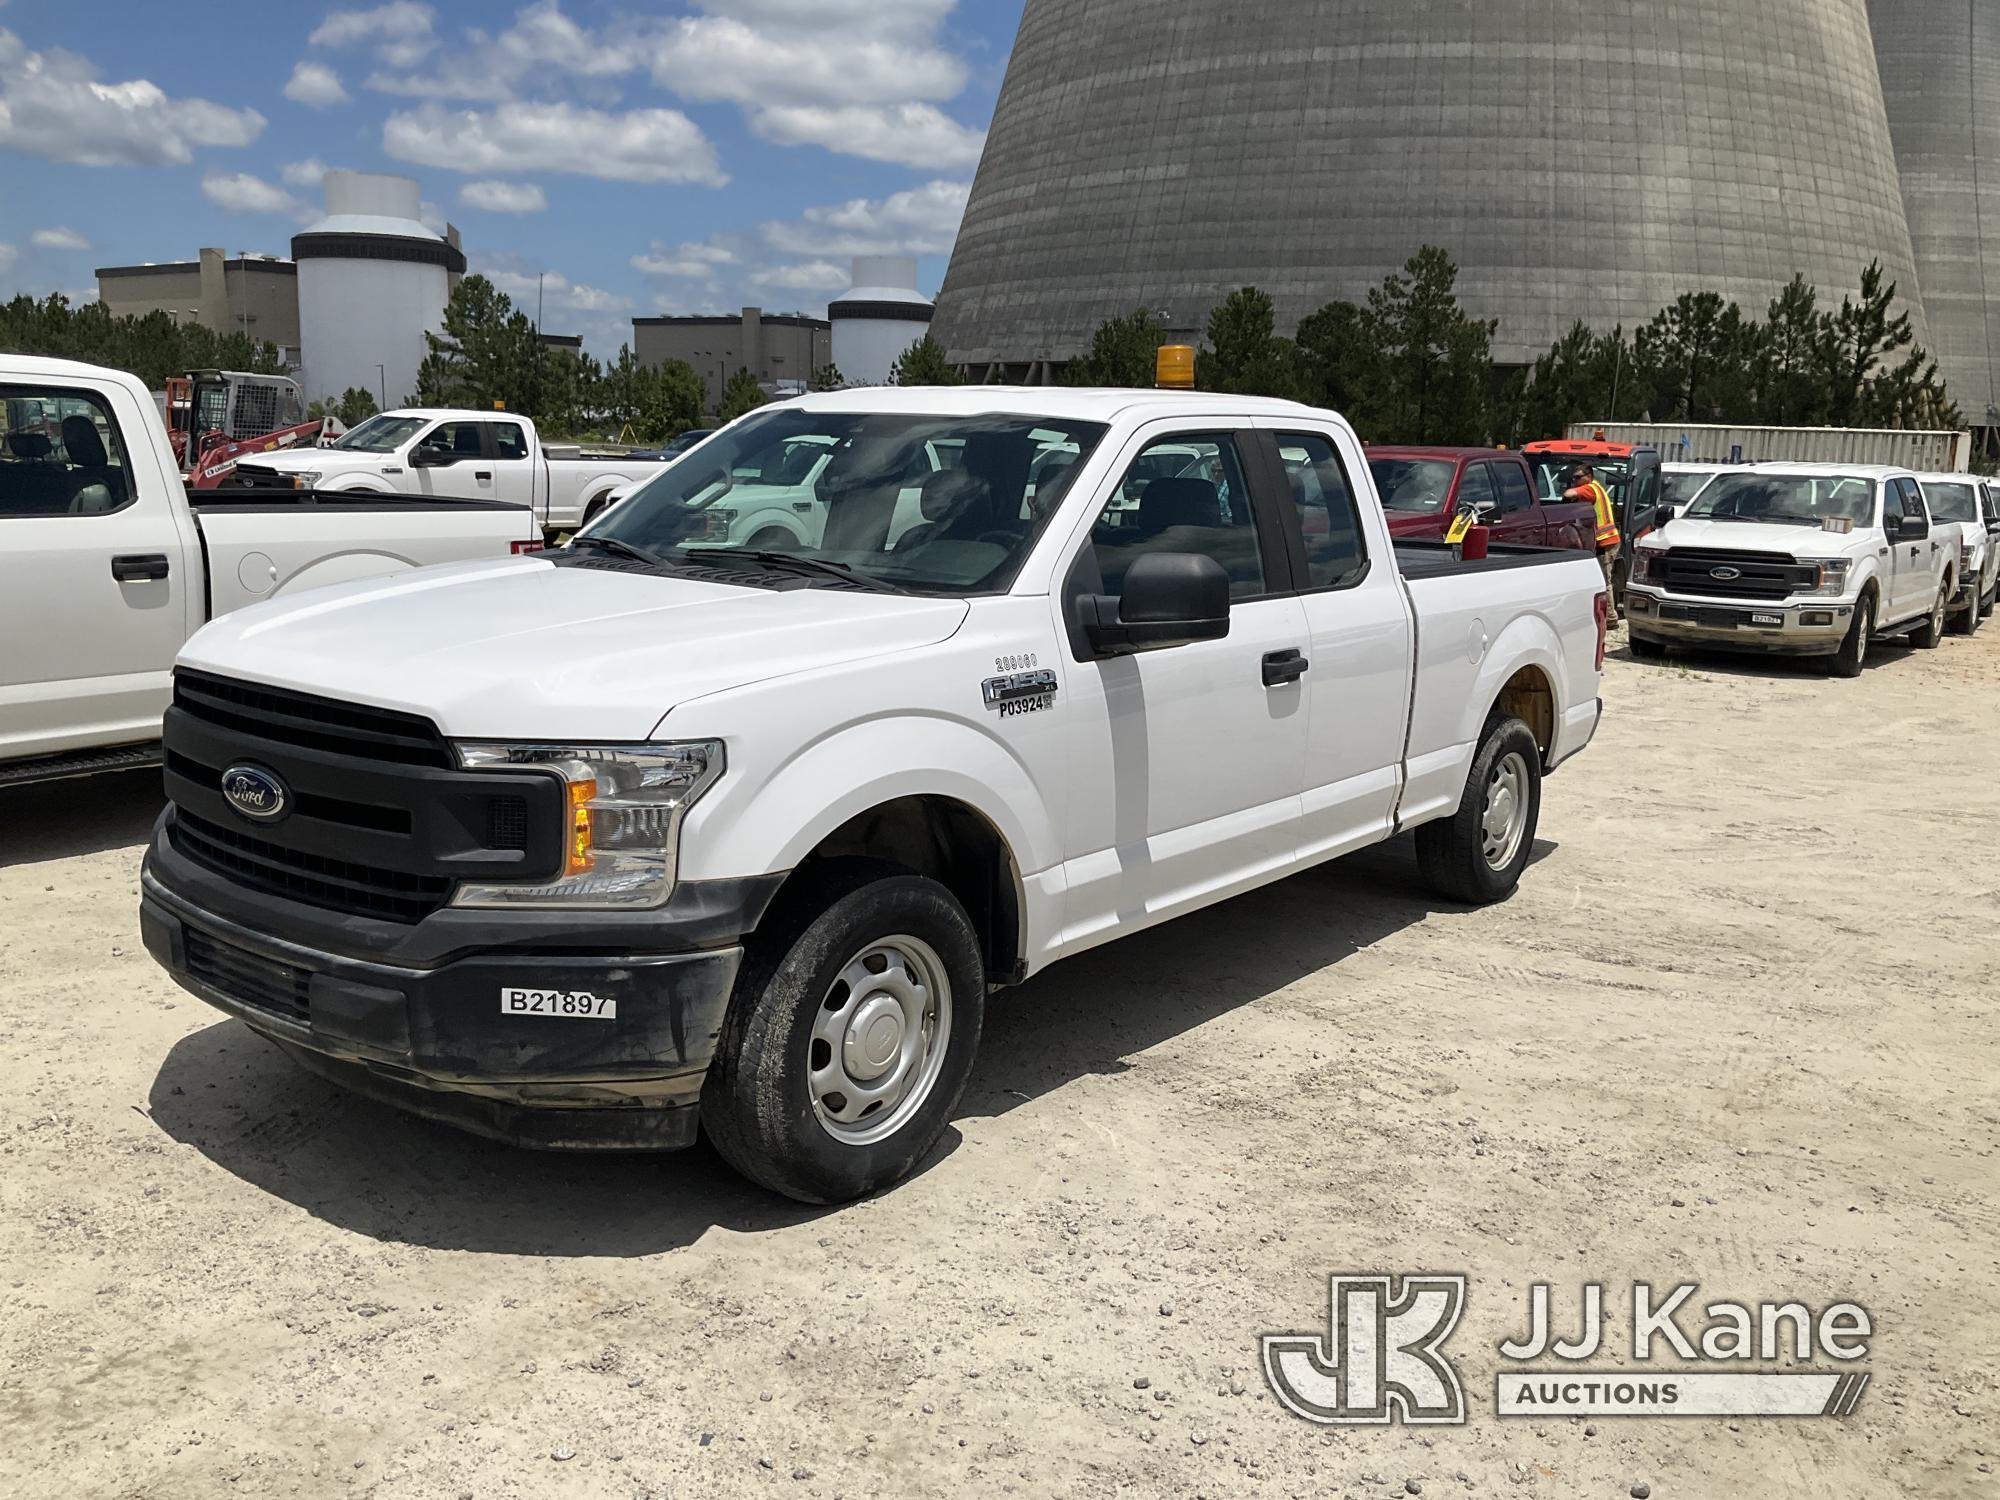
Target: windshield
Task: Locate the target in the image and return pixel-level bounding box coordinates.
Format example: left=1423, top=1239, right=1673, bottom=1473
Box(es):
left=1661, top=469, right=1719, bottom=506
left=1368, top=457, right=1457, bottom=513
left=1924, top=481, right=1979, bottom=523
left=591, top=407, right=1110, bottom=594
left=333, top=415, right=425, bottom=453
left=1531, top=455, right=1630, bottom=505
left=1685, top=473, right=1876, bottom=526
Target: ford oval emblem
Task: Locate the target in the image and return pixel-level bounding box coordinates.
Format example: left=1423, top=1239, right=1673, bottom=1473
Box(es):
left=221, top=764, right=290, bottom=823
left=1710, top=565, right=1742, bottom=581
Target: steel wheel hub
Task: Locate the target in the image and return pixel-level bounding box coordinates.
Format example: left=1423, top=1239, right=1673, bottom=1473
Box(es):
left=809, top=935, right=952, bottom=1148
left=1481, top=751, right=1530, bottom=871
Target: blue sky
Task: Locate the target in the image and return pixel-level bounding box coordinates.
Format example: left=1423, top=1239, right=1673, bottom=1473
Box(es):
left=0, top=0, right=1024, bottom=354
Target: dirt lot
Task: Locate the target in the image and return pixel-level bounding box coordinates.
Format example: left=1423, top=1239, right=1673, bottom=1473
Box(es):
left=3, top=629, right=1997, bottom=1500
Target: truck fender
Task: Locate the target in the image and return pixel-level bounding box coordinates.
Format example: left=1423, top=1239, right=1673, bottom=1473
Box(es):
left=1401, top=611, right=1568, bottom=831
left=1470, top=613, right=1568, bottom=754
left=679, top=714, right=1058, bottom=890
left=320, top=478, right=394, bottom=494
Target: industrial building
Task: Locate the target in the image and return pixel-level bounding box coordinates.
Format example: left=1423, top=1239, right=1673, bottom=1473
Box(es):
left=1872, top=0, right=2000, bottom=425
left=632, top=308, right=831, bottom=411
left=291, top=171, right=466, bottom=407
left=829, top=257, right=936, bottom=386
left=95, top=250, right=302, bottom=364
left=936, top=0, right=1945, bottom=382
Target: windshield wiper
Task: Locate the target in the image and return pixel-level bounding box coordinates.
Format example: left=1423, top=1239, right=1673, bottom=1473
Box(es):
left=568, top=533, right=670, bottom=568
left=1702, top=513, right=1818, bottom=525
left=696, top=547, right=908, bottom=593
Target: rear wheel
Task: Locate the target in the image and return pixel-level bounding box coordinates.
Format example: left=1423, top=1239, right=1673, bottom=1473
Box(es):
left=702, top=866, right=986, bottom=1203
left=1829, top=592, right=1873, bottom=678
left=1415, top=717, right=1541, bottom=905
left=1912, top=581, right=1949, bottom=649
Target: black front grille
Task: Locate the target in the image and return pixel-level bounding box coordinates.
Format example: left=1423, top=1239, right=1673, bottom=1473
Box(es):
left=174, top=671, right=451, bottom=767
left=183, top=926, right=310, bottom=1024
left=1659, top=548, right=1814, bottom=600
left=170, top=810, right=452, bottom=924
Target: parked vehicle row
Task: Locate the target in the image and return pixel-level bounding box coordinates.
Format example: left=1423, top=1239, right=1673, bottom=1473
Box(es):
left=138, top=387, right=1609, bottom=1204
left=1624, top=462, right=2000, bottom=676
left=0, top=356, right=538, bottom=786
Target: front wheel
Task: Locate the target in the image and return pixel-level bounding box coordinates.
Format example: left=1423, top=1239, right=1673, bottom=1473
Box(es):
left=1911, top=581, right=1949, bottom=649
left=1628, top=631, right=1666, bottom=661
left=1829, top=593, right=1873, bottom=677
left=1954, top=587, right=1981, bottom=636
left=1415, top=717, right=1542, bottom=905
left=702, top=868, right=986, bottom=1203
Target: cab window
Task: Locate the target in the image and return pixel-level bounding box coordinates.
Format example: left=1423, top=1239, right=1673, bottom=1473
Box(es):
left=1088, top=434, right=1266, bottom=600
left=425, top=422, right=485, bottom=459
left=1494, top=462, right=1535, bottom=514
left=1276, top=432, right=1367, bottom=590
left=0, top=385, right=133, bottom=518
left=488, top=423, right=529, bottom=461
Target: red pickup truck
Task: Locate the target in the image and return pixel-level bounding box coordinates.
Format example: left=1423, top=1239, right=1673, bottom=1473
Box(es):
left=1365, top=446, right=1597, bottom=550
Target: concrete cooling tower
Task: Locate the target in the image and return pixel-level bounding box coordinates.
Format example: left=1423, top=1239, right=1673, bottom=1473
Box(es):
left=1871, top=0, right=2000, bottom=421
left=936, top=0, right=1932, bottom=374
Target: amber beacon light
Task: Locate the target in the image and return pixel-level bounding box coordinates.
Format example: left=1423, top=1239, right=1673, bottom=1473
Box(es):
left=1155, top=345, right=1196, bottom=389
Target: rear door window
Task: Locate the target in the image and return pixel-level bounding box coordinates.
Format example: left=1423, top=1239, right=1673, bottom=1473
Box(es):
left=1274, top=432, right=1368, bottom=590
left=487, top=422, right=529, bottom=461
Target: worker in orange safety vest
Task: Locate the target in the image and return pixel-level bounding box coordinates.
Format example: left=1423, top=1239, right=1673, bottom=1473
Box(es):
left=1565, top=464, right=1620, bottom=623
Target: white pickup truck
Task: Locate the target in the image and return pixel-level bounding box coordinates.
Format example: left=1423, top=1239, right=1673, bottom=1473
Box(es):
left=1626, top=463, right=1958, bottom=676
left=139, top=388, right=1607, bottom=1202
left=0, top=356, right=536, bottom=786
left=1913, top=472, right=1999, bottom=634
left=237, top=408, right=669, bottom=537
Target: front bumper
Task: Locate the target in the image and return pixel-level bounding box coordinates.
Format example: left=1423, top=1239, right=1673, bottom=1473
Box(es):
left=1624, top=586, right=1853, bottom=656
left=141, top=823, right=762, bottom=1151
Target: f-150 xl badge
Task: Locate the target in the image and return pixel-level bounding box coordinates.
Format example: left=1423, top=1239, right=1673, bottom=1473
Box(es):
left=982, top=669, right=1058, bottom=718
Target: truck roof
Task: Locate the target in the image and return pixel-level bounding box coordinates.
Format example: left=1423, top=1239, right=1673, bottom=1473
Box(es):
left=771, top=386, right=1339, bottom=425
left=2, top=353, right=154, bottom=389
left=1365, top=445, right=1522, bottom=462
left=378, top=408, right=540, bottom=423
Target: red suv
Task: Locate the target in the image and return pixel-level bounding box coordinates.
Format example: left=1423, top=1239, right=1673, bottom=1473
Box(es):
left=1365, top=446, right=1597, bottom=551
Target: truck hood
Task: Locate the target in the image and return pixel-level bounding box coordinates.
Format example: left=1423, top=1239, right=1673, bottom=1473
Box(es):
left=1650, top=517, right=1861, bottom=556
left=178, top=557, right=971, bottom=740
left=238, top=447, right=383, bottom=478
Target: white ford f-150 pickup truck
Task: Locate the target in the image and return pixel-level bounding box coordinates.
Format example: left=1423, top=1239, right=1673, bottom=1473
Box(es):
left=0, top=356, right=536, bottom=787
left=237, top=408, right=670, bottom=538
left=1912, top=472, right=1998, bottom=635
left=140, top=389, right=1607, bottom=1202
left=1625, top=462, right=1957, bottom=676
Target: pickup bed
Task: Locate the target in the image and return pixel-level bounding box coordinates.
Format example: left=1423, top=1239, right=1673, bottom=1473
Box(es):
left=0, top=356, right=535, bottom=784
left=140, top=388, right=1607, bottom=1202
left=238, top=408, right=671, bottom=536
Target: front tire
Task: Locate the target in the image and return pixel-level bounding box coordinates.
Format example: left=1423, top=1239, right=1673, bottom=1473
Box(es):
left=1829, top=592, right=1873, bottom=678
left=702, top=867, right=986, bottom=1203
left=1628, top=631, right=1666, bottom=661
left=1954, top=587, right=1981, bottom=636
left=1415, top=716, right=1542, bottom=905
left=1912, top=581, right=1949, bottom=649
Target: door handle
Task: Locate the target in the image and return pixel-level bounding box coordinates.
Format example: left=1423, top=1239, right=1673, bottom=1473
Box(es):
left=475, top=470, right=493, bottom=482
left=1262, top=648, right=1309, bottom=687
left=111, top=554, right=170, bottom=583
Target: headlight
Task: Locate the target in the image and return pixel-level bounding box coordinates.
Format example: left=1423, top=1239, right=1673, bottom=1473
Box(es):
left=450, top=741, right=724, bottom=909
left=288, top=470, right=321, bottom=489
left=700, top=507, right=739, bottom=540
left=1632, top=547, right=1666, bottom=583
left=1800, top=558, right=1852, bottom=597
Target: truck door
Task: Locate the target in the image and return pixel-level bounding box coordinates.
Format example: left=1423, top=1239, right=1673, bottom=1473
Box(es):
left=1056, top=428, right=1309, bottom=943
left=415, top=420, right=492, bottom=500
left=1487, top=460, right=1545, bottom=545
left=1887, top=478, right=1932, bottom=621
left=1256, top=425, right=1414, bottom=860
left=0, top=377, right=197, bottom=760
left=482, top=420, right=538, bottom=517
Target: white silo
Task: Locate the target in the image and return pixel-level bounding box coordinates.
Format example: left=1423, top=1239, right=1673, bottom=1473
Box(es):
left=829, top=257, right=935, bottom=386
left=292, top=171, right=462, bottom=407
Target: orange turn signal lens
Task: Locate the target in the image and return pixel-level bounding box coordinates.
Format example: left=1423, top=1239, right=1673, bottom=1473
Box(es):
left=566, top=778, right=597, bottom=875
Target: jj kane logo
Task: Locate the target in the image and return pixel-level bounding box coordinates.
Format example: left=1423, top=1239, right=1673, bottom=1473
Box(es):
left=1264, top=1275, right=1872, bottom=1425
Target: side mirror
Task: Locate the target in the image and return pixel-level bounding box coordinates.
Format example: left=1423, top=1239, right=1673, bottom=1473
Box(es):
left=1895, top=515, right=1929, bottom=541
left=410, top=443, right=452, bottom=469
left=1985, top=519, right=2000, bottom=537
left=1083, top=552, right=1231, bottom=656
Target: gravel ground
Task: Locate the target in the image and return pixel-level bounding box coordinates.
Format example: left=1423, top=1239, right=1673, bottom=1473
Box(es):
left=2, top=629, right=1997, bottom=1499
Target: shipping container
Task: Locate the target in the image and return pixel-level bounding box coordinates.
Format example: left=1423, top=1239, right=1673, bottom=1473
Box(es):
left=1567, top=422, right=1970, bottom=472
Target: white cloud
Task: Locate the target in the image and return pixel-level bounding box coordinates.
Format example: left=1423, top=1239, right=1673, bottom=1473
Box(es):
left=201, top=171, right=307, bottom=219
left=751, top=102, right=984, bottom=170
left=309, top=1, right=436, bottom=68
left=366, top=0, right=639, bottom=100
left=280, top=157, right=332, bottom=188
left=383, top=101, right=724, bottom=185
left=30, top=226, right=90, bottom=251
left=750, top=260, right=850, bottom=292
left=0, top=27, right=264, bottom=167
left=283, top=60, right=350, bottom=108
left=0, top=243, right=17, bottom=274
left=458, top=179, right=546, bottom=213
left=631, top=240, right=736, bottom=279
left=763, top=180, right=968, bottom=259
left=648, top=13, right=963, bottom=111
